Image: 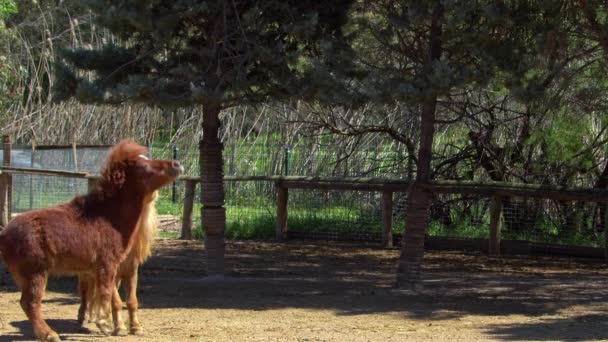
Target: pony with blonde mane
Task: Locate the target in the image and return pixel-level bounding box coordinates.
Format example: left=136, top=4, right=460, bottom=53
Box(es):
left=0, top=140, right=182, bottom=341
left=78, top=189, right=159, bottom=335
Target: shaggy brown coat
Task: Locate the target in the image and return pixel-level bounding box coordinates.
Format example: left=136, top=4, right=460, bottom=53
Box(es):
left=77, top=190, right=159, bottom=335
left=0, top=140, right=182, bottom=341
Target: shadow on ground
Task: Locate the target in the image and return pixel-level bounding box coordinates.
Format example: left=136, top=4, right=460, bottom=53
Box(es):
left=485, top=313, right=608, bottom=341
left=2, top=239, right=608, bottom=341
left=1, top=319, right=93, bottom=342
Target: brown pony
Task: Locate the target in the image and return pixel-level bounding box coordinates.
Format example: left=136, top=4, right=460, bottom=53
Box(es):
left=0, top=140, right=182, bottom=342
left=77, top=189, right=159, bottom=335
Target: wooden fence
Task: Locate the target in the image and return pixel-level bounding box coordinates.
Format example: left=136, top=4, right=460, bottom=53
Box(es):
left=2, top=166, right=608, bottom=258
left=2, top=136, right=608, bottom=260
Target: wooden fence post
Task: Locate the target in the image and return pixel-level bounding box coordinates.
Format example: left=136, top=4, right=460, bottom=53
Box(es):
left=181, top=180, right=196, bottom=240
left=604, top=204, right=608, bottom=264
left=72, top=142, right=78, bottom=171
left=489, top=195, right=503, bottom=256
left=276, top=182, right=288, bottom=241
left=3, top=135, right=11, bottom=221
left=382, top=191, right=393, bottom=247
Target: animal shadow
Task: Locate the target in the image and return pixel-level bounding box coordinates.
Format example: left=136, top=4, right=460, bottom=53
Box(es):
left=2, top=319, right=93, bottom=341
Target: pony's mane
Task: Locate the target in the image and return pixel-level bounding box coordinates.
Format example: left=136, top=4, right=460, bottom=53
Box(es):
left=96, top=139, right=156, bottom=259
left=132, top=190, right=158, bottom=263
left=98, top=140, right=148, bottom=194
left=85, top=190, right=158, bottom=319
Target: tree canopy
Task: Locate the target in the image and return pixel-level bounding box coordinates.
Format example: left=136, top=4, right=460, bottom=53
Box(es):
left=3, top=0, right=608, bottom=284
left=54, top=0, right=353, bottom=108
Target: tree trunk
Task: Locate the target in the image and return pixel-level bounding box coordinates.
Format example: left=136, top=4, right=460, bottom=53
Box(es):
left=199, top=102, right=226, bottom=276
left=396, top=2, right=443, bottom=287
left=396, top=98, right=436, bottom=287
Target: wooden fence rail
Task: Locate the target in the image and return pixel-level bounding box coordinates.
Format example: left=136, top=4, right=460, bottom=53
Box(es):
left=3, top=165, right=608, bottom=258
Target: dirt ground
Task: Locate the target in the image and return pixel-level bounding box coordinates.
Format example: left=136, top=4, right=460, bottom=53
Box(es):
left=2, top=239, right=608, bottom=341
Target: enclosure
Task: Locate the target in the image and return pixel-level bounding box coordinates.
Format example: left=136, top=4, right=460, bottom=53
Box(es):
left=4, top=1, right=608, bottom=340
left=2, top=139, right=608, bottom=341
left=3, top=138, right=608, bottom=254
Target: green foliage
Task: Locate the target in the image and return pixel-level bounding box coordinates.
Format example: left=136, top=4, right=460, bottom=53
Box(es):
left=0, top=0, right=21, bottom=116
left=527, top=111, right=594, bottom=169
left=321, top=1, right=542, bottom=108
left=426, top=221, right=489, bottom=239
left=0, top=0, right=16, bottom=19
left=0, top=26, right=19, bottom=115
left=56, top=0, right=354, bottom=107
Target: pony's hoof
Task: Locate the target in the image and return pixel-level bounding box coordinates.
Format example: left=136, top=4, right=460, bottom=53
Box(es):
left=77, top=312, right=87, bottom=326
left=113, top=327, right=128, bottom=336
left=96, top=319, right=112, bottom=336
left=43, top=332, right=62, bottom=342
left=130, top=325, right=144, bottom=335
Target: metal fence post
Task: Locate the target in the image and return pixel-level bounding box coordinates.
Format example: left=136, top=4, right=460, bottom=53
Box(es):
left=4, top=136, right=11, bottom=221
left=29, top=142, right=35, bottom=210
left=276, top=182, right=288, bottom=241
left=229, top=144, right=235, bottom=176
left=382, top=191, right=393, bottom=248
left=172, top=145, right=179, bottom=203
left=0, top=135, right=12, bottom=225
left=284, top=147, right=291, bottom=176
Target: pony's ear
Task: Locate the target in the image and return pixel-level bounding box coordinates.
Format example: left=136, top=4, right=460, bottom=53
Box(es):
left=105, top=166, right=126, bottom=191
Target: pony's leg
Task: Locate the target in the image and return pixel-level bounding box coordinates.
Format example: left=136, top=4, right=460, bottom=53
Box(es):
left=94, top=266, right=116, bottom=336
left=123, top=267, right=143, bottom=335
left=111, top=281, right=128, bottom=336
left=77, top=275, right=89, bottom=326
left=86, top=278, right=97, bottom=323
left=19, top=271, right=61, bottom=341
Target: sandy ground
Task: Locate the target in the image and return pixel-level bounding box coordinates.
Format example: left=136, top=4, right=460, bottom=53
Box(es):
left=2, top=239, right=608, bottom=341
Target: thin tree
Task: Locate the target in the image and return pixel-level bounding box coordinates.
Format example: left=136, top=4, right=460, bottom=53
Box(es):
left=332, top=1, right=542, bottom=286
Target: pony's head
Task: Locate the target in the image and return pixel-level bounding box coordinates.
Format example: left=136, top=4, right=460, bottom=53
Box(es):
left=99, top=140, right=183, bottom=196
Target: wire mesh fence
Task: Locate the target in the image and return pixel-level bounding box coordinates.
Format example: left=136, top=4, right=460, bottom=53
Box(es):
left=12, top=175, right=87, bottom=213
left=501, top=197, right=604, bottom=247
left=10, top=145, right=104, bottom=213
left=3, top=143, right=608, bottom=251
left=157, top=143, right=409, bottom=178
left=287, top=189, right=384, bottom=241
left=154, top=179, right=277, bottom=239
left=427, top=194, right=491, bottom=239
